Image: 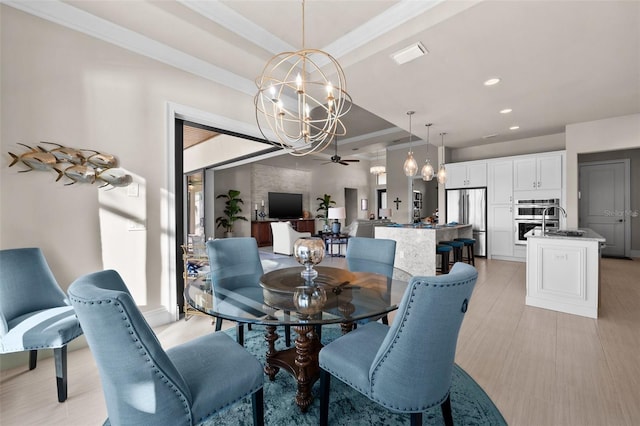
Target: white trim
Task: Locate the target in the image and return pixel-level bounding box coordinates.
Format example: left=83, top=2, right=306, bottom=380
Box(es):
left=4, top=0, right=255, bottom=96
left=178, top=0, right=295, bottom=55
left=142, top=307, right=175, bottom=328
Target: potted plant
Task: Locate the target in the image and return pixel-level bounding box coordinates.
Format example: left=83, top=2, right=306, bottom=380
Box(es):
left=215, top=189, right=248, bottom=238
left=316, top=193, right=336, bottom=232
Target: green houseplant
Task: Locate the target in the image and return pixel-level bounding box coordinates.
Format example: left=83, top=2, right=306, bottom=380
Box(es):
left=215, top=189, right=248, bottom=237
left=316, top=193, right=336, bottom=231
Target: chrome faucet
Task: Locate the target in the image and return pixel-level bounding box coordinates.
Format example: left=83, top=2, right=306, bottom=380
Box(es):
left=541, top=206, right=567, bottom=235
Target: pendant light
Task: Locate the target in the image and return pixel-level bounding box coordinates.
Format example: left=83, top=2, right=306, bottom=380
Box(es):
left=421, top=123, right=434, bottom=181
left=437, top=132, right=447, bottom=184
left=370, top=150, right=385, bottom=175
left=403, top=111, right=418, bottom=176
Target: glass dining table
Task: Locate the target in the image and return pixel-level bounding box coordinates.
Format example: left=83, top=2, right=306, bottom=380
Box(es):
left=185, top=265, right=411, bottom=413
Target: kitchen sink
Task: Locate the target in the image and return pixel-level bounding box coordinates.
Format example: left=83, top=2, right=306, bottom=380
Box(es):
left=545, top=229, right=585, bottom=237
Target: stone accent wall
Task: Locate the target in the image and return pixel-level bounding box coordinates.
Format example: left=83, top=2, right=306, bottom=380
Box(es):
left=251, top=164, right=312, bottom=218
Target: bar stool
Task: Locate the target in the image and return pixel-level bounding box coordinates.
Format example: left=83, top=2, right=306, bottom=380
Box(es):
left=440, top=240, right=464, bottom=264
left=454, top=238, right=476, bottom=266
left=436, top=244, right=452, bottom=274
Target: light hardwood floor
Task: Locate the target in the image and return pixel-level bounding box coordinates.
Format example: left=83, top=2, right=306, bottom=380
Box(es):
left=1, top=256, right=638, bottom=425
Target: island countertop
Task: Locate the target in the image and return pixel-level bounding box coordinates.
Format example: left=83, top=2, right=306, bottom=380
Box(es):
left=524, top=227, right=606, bottom=242
left=375, top=224, right=472, bottom=277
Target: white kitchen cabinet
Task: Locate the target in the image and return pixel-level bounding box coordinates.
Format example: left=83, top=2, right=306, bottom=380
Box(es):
left=488, top=160, right=513, bottom=204
left=513, top=154, right=562, bottom=191
left=445, top=161, right=487, bottom=188
left=525, top=229, right=604, bottom=318
left=489, top=204, right=514, bottom=257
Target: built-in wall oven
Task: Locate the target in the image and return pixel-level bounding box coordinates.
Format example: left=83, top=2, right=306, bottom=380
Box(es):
left=514, top=198, right=560, bottom=245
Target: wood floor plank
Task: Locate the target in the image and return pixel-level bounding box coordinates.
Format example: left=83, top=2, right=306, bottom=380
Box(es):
left=1, top=256, right=639, bottom=426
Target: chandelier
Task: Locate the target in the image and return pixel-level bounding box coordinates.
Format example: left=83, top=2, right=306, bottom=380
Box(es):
left=437, top=132, right=447, bottom=184
left=370, top=150, right=386, bottom=175
left=254, top=1, right=352, bottom=156
left=403, top=111, right=418, bottom=176
left=421, top=123, right=434, bottom=181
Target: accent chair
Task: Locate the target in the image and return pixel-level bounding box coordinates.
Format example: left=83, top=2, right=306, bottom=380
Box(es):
left=270, top=221, right=311, bottom=255
left=0, top=247, right=83, bottom=402
left=207, top=237, right=290, bottom=347
left=346, top=237, right=396, bottom=325
left=68, top=269, right=264, bottom=426
left=319, top=262, right=478, bottom=426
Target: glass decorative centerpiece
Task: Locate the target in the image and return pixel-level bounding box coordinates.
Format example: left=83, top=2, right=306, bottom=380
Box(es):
left=294, top=284, right=327, bottom=316
left=294, top=237, right=325, bottom=280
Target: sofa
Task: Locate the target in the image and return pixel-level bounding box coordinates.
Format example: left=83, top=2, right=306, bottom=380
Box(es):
left=270, top=221, right=312, bottom=255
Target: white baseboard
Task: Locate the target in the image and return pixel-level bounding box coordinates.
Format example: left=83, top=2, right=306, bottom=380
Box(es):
left=629, top=250, right=640, bottom=259
left=142, top=306, right=175, bottom=328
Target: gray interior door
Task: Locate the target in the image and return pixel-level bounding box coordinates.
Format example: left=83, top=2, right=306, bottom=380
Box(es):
left=579, top=161, right=627, bottom=257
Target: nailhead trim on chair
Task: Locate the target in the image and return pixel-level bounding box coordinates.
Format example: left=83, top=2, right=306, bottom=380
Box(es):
left=366, top=278, right=475, bottom=412
left=69, top=297, right=193, bottom=426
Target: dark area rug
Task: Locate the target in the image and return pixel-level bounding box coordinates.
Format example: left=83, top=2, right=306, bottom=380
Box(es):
left=204, top=325, right=506, bottom=425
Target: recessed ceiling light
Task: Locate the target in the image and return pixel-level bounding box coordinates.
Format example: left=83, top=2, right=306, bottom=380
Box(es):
left=482, top=134, right=498, bottom=139
left=484, top=78, right=501, bottom=86
left=500, top=108, right=512, bottom=114
left=391, top=42, right=428, bottom=65
left=509, top=125, right=520, bottom=130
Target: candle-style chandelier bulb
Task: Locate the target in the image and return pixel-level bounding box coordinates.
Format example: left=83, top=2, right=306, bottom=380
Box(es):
left=437, top=132, right=447, bottom=184
left=403, top=111, right=418, bottom=176
left=421, top=123, right=434, bottom=181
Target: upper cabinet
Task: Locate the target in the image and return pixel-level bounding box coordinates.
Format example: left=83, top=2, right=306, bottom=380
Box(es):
left=513, top=154, right=562, bottom=191
left=488, top=160, right=513, bottom=204
left=445, top=161, right=487, bottom=188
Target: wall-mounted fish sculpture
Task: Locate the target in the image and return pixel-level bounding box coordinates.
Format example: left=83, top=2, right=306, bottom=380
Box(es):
left=8, top=143, right=61, bottom=174
left=59, top=164, right=96, bottom=185
left=38, top=141, right=85, bottom=165
left=96, top=168, right=133, bottom=189
left=84, top=150, right=118, bottom=169
left=8, top=142, right=131, bottom=189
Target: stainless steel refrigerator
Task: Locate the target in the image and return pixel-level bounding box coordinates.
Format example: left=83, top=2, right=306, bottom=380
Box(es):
left=446, top=188, right=487, bottom=257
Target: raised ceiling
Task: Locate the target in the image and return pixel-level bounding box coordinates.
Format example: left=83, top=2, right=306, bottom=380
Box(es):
left=8, top=0, right=640, bottom=165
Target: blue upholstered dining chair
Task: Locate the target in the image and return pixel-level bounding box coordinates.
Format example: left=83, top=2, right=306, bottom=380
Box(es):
left=346, top=237, right=396, bottom=325
left=0, top=247, right=83, bottom=402
left=206, top=237, right=290, bottom=347
left=68, top=269, right=264, bottom=426
left=319, top=262, right=478, bottom=426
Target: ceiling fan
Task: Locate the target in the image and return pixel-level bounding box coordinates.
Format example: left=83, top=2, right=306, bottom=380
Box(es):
left=319, top=137, right=360, bottom=166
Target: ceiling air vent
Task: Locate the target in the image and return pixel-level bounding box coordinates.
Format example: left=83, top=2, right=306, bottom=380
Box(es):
left=391, top=42, right=428, bottom=65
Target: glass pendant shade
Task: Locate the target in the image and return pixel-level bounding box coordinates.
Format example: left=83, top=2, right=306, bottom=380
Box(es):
left=421, top=160, right=434, bottom=181
left=404, top=152, right=418, bottom=176
left=422, top=123, right=434, bottom=181
left=437, top=131, right=447, bottom=184
left=402, top=111, right=417, bottom=176
left=437, top=164, right=447, bottom=184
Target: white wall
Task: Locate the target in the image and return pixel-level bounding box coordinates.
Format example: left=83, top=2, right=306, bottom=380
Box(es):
left=450, top=133, right=566, bottom=163
left=0, top=6, right=257, bottom=318
left=565, top=113, right=640, bottom=228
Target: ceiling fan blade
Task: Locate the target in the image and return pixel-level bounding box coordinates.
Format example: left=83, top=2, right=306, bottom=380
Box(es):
left=321, top=161, right=332, bottom=165
left=343, top=159, right=360, bottom=162
left=339, top=161, right=349, bottom=166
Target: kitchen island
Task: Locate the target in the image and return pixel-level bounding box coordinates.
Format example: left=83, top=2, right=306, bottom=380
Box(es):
left=375, top=224, right=472, bottom=277
left=525, top=227, right=605, bottom=318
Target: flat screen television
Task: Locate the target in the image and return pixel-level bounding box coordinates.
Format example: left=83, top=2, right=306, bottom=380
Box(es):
left=268, top=192, right=303, bottom=219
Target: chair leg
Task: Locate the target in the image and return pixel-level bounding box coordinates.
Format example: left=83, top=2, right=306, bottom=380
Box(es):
left=410, top=412, right=422, bottom=426
left=251, top=387, right=264, bottom=426
left=29, top=349, right=37, bottom=370
left=381, top=314, right=389, bottom=325
left=54, top=346, right=68, bottom=402
left=441, top=394, right=453, bottom=426
left=285, top=325, right=291, bottom=347
left=319, top=369, right=331, bottom=426
left=236, top=323, right=245, bottom=346
left=214, top=317, right=223, bottom=331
